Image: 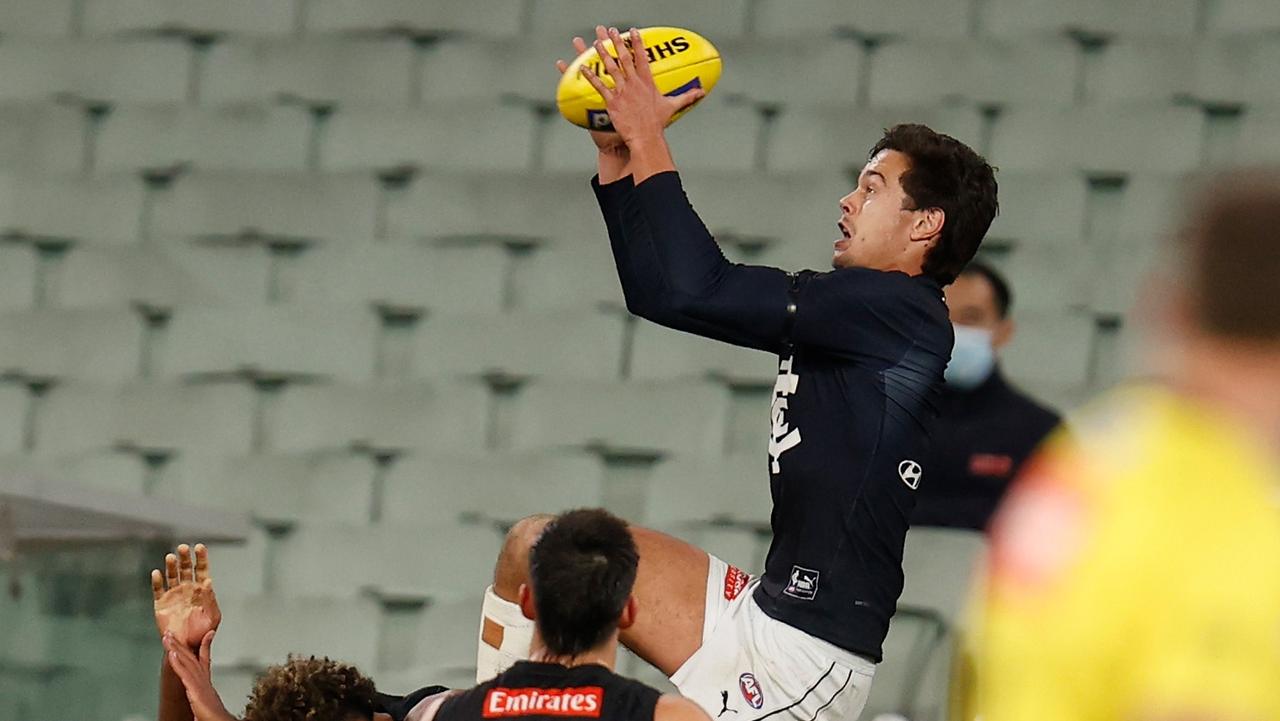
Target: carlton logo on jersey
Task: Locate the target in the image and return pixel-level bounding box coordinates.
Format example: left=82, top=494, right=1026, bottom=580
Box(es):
left=481, top=687, right=604, bottom=718
left=769, top=356, right=802, bottom=474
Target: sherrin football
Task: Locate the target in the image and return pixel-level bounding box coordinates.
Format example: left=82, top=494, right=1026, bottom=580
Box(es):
left=556, top=26, right=722, bottom=131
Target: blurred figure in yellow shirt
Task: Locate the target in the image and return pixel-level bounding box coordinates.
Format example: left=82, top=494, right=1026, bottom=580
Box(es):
left=970, top=170, right=1280, bottom=721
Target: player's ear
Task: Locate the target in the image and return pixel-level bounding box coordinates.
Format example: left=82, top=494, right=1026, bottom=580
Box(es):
left=518, top=583, right=537, bottom=621
left=910, top=207, right=945, bottom=243
left=617, top=596, right=638, bottom=631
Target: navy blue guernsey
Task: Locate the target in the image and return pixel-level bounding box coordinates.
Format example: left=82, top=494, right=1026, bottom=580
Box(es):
left=593, top=171, right=953, bottom=661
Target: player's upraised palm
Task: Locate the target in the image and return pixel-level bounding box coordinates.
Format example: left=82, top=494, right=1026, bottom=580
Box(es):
left=152, top=543, right=222, bottom=649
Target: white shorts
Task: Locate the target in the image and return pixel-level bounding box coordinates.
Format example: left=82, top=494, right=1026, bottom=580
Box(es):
left=670, top=556, right=875, bottom=721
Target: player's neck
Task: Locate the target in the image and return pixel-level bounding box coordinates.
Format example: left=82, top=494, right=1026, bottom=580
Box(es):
left=528, top=634, right=619, bottom=672
left=1175, top=338, right=1280, bottom=453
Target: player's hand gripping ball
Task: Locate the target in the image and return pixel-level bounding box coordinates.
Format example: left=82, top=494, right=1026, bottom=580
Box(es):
left=556, top=26, right=721, bottom=131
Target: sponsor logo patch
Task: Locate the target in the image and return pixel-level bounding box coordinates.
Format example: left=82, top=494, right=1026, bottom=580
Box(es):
left=783, top=565, right=820, bottom=601
left=723, top=566, right=750, bottom=601
left=738, top=673, right=764, bottom=710
left=482, top=687, right=604, bottom=718
left=898, top=459, right=922, bottom=489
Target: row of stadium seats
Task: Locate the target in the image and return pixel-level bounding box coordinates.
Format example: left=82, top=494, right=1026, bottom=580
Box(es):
left=1, top=0, right=1278, bottom=39
left=0, top=35, right=1277, bottom=108
left=4, top=99, right=1278, bottom=176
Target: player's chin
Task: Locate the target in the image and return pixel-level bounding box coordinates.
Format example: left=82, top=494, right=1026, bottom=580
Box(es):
left=831, top=242, right=856, bottom=269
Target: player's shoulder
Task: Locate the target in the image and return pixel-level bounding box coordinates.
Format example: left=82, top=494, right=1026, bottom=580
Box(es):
left=655, top=694, right=712, bottom=721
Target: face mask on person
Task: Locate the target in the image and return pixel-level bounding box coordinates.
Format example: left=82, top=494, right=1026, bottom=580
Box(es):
left=945, top=324, right=996, bottom=390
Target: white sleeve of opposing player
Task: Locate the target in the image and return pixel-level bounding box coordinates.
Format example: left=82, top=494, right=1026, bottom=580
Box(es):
left=476, top=584, right=535, bottom=683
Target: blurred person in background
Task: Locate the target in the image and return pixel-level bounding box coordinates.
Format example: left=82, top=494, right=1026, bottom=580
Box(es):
left=152, top=543, right=446, bottom=721
left=970, top=169, right=1280, bottom=721
left=912, top=261, right=1062, bottom=531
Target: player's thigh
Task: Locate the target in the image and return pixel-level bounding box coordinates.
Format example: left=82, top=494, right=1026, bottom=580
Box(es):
left=620, top=526, right=711, bottom=677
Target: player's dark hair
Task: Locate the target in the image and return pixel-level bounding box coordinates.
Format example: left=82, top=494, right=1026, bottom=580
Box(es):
left=1182, top=169, right=1280, bottom=341
left=244, top=655, right=377, bottom=721
left=529, top=508, right=638, bottom=658
left=870, top=124, right=999, bottom=286
left=959, top=260, right=1012, bottom=318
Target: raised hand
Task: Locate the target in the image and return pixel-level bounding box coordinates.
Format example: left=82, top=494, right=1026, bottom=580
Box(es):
left=556, top=35, right=627, bottom=155
left=152, top=543, right=222, bottom=650
left=575, top=26, right=704, bottom=149
left=164, top=631, right=236, bottom=721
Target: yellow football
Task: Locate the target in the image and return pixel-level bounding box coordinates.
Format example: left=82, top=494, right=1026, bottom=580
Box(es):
left=556, top=26, right=722, bottom=130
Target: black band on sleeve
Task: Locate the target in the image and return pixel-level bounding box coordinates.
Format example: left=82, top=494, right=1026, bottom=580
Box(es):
left=782, top=270, right=813, bottom=349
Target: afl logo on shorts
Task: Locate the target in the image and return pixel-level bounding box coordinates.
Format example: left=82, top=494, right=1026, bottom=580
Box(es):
left=738, top=673, right=764, bottom=710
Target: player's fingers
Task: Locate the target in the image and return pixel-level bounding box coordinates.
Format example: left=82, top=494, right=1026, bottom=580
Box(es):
left=610, top=26, right=636, bottom=77
left=198, top=630, right=215, bottom=669
left=572, top=36, right=588, bottom=55
left=164, top=553, right=179, bottom=589
left=669, top=87, right=706, bottom=112
left=629, top=28, right=654, bottom=81
left=151, top=569, right=164, bottom=599
left=177, top=544, right=193, bottom=584
left=193, top=543, right=209, bottom=583
left=579, top=65, right=613, bottom=100
left=592, top=37, right=622, bottom=87
left=555, top=59, right=569, bottom=74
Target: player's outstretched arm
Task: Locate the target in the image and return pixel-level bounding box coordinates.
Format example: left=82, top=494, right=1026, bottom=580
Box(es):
left=656, top=694, right=713, bottom=721
left=576, top=27, right=798, bottom=350
left=164, top=631, right=237, bottom=721
left=152, top=544, right=224, bottom=721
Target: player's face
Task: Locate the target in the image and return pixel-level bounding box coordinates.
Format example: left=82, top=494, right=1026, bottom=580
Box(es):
left=834, top=150, right=918, bottom=270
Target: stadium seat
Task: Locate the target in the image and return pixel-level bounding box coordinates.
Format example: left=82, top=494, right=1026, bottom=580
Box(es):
left=54, top=244, right=267, bottom=309
left=509, top=379, right=731, bottom=455
left=381, top=450, right=606, bottom=525
left=529, top=0, right=751, bottom=41
left=0, top=383, right=29, bottom=454
left=273, top=520, right=501, bottom=600
left=712, top=38, right=865, bottom=109
left=204, top=524, right=273, bottom=600
left=983, top=243, right=1093, bottom=313
left=413, top=309, right=627, bottom=381
left=0, top=0, right=75, bottom=36
left=213, top=595, right=382, bottom=670
left=202, top=38, right=418, bottom=107
left=1236, top=108, right=1280, bottom=165
left=304, top=0, right=522, bottom=39
left=384, top=170, right=604, bottom=244
left=985, top=171, right=1088, bottom=245
left=162, top=452, right=378, bottom=524
left=868, top=38, right=1079, bottom=108
left=412, top=596, right=487, bottom=674
left=0, top=173, right=147, bottom=243
left=0, top=245, right=36, bottom=310
left=643, top=452, right=772, bottom=527
left=95, top=104, right=313, bottom=173
left=0, top=309, right=144, bottom=383
left=1206, top=0, right=1280, bottom=35
left=977, top=0, right=1200, bottom=38
left=0, top=39, right=190, bottom=104
left=420, top=37, right=569, bottom=105
left=82, top=0, right=297, bottom=37
left=753, top=0, right=975, bottom=39
left=0, top=451, right=150, bottom=496
left=988, top=106, right=1206, bottom=173
left=152, top=171, right=381, bottom=244
left=0, top=103, right=90, bottom=174
left=630, top=322, right=778, bottom=383
left=280, top=243, right=507, bottom=315
left=320, top=102, right=537, bottom=173
left=34, top=381, right=258, bottom=455
left=1000, top=309, right=1096, bottom=389
left=766, top=105, right=984, bottom=172
left=158, top=305, right=381, bottom=382
left=865, top=527, right=987, bottom=721
left=511, top=241, right=625, bottom=312
left=266, top=381, right=489, bottom=454
left=1084, top=39, right=1197, bottom=106
left=544, top=102, right=762, bottom=174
